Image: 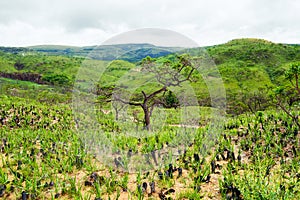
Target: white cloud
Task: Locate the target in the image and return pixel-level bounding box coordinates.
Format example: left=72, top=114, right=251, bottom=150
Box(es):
left=0, top=0, right=299, bottom=46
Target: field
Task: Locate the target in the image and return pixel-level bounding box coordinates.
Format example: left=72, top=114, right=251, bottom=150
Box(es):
left=0, top=38, right=299, bottom=199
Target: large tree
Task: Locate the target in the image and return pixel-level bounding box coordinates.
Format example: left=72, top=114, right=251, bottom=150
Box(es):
left=113, top=54, right=198, bottom=130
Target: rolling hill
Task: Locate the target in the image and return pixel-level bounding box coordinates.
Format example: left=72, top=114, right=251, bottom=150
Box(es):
left=28, top=43, right=183, bottom=62
left=0, top=38, right=299, bottom=114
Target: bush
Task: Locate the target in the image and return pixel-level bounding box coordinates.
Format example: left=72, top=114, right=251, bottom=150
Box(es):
left=42, top=73, right=72, bottom=86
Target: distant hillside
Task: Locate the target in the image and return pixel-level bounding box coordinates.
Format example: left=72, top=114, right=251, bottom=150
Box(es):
left=1, top=38, right=300, bottom=114
left=28, top=43, right=183, bottom=62
left=206, top=38, right=300, bottom=65
left=205, top=38, right=300, bottom=84
left=0, top=46, right=32, bottom=54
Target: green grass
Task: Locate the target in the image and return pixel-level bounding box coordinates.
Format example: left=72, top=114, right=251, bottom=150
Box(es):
left=0, top=94, right=299, bottom=199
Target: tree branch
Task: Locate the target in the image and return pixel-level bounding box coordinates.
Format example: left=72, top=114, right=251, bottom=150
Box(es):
left=295, top=74, right=300, bottom=96
left=142, top=91, right=147, bottom=99
left=276, top=97, right=300, bottom=127
left=113, top=95, right=142, bottom=106
left=145, top=86, right=167, bottom=101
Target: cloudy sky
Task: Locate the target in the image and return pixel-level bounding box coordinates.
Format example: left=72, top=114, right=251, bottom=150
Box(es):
left=0, top=0, right=299, bottom=47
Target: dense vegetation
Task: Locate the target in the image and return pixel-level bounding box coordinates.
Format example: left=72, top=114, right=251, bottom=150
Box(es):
left=2, top=38, right=299, bottom=114
left=0, top=38, right=299, bottom=199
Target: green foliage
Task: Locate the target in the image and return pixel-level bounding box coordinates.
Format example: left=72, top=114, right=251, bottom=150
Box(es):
left=206, top=38, right=300, bottom=66
left=164, top=91, right=179, bottom=108
left=219, top=110, right=300, bottom=200
left=0, top=78, right=72, bottom=104
left=0, top=95, right=74, bottom=130
left=42, top=73, right=72, bottom=86
left=0, top=50, right=82, bottom=79
left=285, top=62, right=300, bottom=88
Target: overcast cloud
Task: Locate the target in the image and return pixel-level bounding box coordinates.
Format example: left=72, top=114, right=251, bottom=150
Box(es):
left=0, top=0, right=299, bottom=47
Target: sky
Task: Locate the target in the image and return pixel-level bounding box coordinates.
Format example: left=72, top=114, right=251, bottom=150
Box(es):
left=0, top=0, right=299, bottom=47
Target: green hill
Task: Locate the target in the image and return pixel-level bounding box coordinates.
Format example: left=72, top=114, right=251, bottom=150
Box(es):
left=1, top=38, right=300, bottom=114
left=206, top=38, right=300, bottom=82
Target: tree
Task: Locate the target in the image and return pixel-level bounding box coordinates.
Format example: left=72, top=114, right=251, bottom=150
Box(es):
left=111, top=89, right=128, bottom=121
left=113, top=54, right=198, bottom=130
left=164, top=91, right=180, bottom=109
left=14, top=60, right=25, bottom=70
left=42, top=73, right=72, bottom=86
left=274, top=62, right=300, bottom=127
left=241, top=87, right=271, bottom=114
left=285, top=62, right=300, bottom=96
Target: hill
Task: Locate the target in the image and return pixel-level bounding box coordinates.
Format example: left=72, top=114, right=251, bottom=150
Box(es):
left=28, top=43, right=183, bottom=62
left=202, top=38, right=300, bottom=113
left=1, top=38, right=300, bottom=114
left=206, top=38, right=300, bottom=82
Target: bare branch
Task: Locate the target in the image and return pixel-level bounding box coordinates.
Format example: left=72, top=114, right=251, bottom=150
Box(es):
left=142, top=91, right=147, bottom=99
left=113, top=95, right=142, bottom=106
left=145, top=86, right=167, bottom=102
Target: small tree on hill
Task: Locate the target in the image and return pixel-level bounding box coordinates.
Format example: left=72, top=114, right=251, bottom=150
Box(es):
left=273, top=62, right=300, bottom=127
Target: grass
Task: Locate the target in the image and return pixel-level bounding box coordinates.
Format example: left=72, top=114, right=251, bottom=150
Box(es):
left=0, top=92, right=298, bottom=199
